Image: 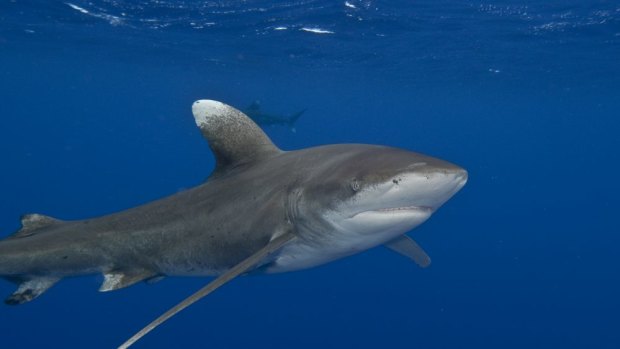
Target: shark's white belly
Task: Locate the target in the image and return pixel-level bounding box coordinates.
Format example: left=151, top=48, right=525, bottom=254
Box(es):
left=264, top=205, right=436, bottom=274
left=264, top=241, right=350, bottom=273
left=263, top=231, right=401, bottom=273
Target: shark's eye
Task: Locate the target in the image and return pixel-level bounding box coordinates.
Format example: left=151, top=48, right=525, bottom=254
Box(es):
left=350, top=179, right=361, bottom=192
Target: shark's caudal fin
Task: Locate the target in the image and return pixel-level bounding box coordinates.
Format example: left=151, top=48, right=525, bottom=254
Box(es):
left=287, top=109, right=306, bottom=133
left=192, top=100, right=282, bottom=177
left=2, top=214, right=65, bottom=304
left=4, top=276, right=60, bottom=305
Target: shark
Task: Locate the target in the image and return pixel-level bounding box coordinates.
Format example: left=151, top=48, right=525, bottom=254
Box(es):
left=0, top=100, right=467, bottom=348
left=243, top=100, right=305, bottom=131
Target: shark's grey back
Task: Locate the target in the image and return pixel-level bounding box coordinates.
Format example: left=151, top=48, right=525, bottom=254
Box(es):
left=0, top=100, right=291, bottom=305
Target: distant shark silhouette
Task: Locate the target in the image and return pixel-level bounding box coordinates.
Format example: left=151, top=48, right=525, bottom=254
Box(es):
left=0, top=100, right=467, bottom=348
left=244, top=100, right=305, bottom=132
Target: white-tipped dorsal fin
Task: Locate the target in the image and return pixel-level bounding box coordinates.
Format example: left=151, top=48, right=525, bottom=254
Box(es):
left=192, top=100, right=281, bottom=175
left=11, top=214, right=63, bottom=239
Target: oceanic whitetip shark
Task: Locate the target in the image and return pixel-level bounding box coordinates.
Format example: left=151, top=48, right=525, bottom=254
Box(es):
left=0, top=100, right=467, bottom=348
left=243, top=100, right=305, bottom=131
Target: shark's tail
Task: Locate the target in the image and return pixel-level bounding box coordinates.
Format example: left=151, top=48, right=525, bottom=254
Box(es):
left=287, top=109, right=306, bottom=133
left=0, top=214, right=64, bottom=305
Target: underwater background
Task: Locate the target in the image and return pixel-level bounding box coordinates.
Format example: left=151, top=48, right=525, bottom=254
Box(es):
left=1, top=1, right=619, bottom=348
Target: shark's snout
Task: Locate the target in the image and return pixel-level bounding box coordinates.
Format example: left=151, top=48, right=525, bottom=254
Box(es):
left=406, top=164, right=467, bottom=211
left=448, top=167, right=468, bottom=193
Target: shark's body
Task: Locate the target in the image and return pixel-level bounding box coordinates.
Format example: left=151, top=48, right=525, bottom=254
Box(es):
left=244, top=101, right=305, bottom=131
left=0, top=100, right=467, bottom=348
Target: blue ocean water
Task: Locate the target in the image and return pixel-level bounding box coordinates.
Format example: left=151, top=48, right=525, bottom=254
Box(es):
left=1, top=1, right=619, bottom=348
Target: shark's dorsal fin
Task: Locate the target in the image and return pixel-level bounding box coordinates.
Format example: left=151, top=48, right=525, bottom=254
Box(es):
left=11, top=214, right=63, bottom=239
left=192, top=100, right=281, bottom=175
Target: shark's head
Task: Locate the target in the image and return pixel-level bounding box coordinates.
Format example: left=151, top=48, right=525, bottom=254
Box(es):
left=190, top=100, right=467, bottom=273
left=295, top=145, right=467, bottom=254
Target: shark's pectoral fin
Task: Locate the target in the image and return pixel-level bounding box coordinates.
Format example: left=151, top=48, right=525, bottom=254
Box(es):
left=99, top=269, right=159, bottom=292
left=384, top=235, right=431, bottom=268
left=118, top=232, right=296, bottom=349
left=4, top=276, right=60, bottom=305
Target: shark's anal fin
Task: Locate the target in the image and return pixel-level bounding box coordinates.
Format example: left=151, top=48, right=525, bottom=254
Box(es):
left=99, top=269, right=159, bottom=292
left=4, top=276, right=60, bottom=305
left=384, top=235, right=431, bottom=268
left=10, top=214, right=63, bottom=239
left=118, top=232, right=296, bottom=349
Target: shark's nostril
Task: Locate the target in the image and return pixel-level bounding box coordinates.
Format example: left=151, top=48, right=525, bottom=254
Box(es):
left=453, top=169, right=468, bottom=190
left=458, top=169, right=468, bottom=181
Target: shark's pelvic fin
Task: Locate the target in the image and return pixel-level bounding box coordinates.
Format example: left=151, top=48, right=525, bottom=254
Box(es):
left=384, top=235, right=431, bottom=268
left=118, top=232, right=296, bottom=349
left=99, top=269, right=159, bottom=292
left=10, top=214, right=63, bottom=239
left=4, top=276, right=61, bottom=305
left=191, top=100, right=282, bottom=176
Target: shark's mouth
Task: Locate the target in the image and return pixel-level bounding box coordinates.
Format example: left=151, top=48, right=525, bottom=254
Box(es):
left=351, top=205, right=433, bottom=218
left=375, top=205, right=433, bottom=213
left=335, top=204, right=435, bottom=239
